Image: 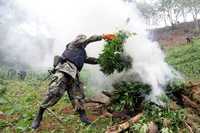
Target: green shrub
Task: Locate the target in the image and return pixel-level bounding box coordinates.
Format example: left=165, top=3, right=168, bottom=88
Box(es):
left=109, top=81, right=151, bottom=112
left=131, top=101, right=186, bottom=132
left=98, top=31, right=132, bottom=75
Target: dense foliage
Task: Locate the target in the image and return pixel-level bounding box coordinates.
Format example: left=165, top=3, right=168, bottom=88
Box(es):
left=98, top=31, right=132, bottom=75
left=109, top=81, right=151, bottom=112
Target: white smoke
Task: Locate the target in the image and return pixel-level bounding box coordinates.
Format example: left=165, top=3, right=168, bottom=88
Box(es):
left=124, top=35, right=179, bottom=103
left=0, top=0, right=132, bottom=69
left=0, top=0, right=180, bottom=101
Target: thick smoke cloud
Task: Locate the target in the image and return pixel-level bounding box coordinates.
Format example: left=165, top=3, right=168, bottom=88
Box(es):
left=0, top=0, right=54, bottom=70
left=0, top=0, right=142, bottom=70
left=0, top=0, right=132, bottom=68
left=0, top=0, right=126, bottom=70
left=0, top=0, right=180, bottom=102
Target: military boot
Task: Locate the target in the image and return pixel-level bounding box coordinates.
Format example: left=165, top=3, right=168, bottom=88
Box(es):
left=78, top=109, right=92, bottom=125
left=31, top=107, right=45, bottom=129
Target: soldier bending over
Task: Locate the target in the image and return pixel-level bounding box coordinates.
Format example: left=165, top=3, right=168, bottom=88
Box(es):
left=32, top=34, right=115, bottom=129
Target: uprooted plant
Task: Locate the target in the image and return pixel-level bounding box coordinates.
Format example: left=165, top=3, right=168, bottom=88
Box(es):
left=98, top=30, right=133, bottom=75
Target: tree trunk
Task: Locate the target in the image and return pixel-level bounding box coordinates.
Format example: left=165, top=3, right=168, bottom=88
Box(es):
left=167, top=10, right=175, bottom=29
left=105, top=113, right=143, bottom=133
left=192, top=8, right=200, bottom=33
left=163, top=12, right=168, bottom=26
left=182, top=9, right=186, bottom=22
left=193, top=15, right=199, bottom=33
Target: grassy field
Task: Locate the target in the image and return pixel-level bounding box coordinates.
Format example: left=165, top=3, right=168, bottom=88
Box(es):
left=0, top=72, right=112, bottom=133
left=166, top=39, right=200, bottom=81
left=0, top=39, right=200, bottom=133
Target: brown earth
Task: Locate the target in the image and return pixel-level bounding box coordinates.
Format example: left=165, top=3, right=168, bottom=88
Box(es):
left=150, top=20, right=200, bottom=47
left=61, top=106, right=74, bottom=114
left=0, top=113, right=6, bottom=120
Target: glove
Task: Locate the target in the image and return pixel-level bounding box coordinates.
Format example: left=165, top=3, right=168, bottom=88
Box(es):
left=102, top=34, right=116, bottom=41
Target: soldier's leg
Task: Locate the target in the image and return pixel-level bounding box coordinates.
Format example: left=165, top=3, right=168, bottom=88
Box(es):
left=66, top=80, right=91, bottom=124
left=67, top=80, right=85, bottom=110
left=32, top=72, right=68, bottom=129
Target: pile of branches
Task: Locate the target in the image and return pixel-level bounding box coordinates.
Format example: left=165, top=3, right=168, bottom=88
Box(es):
left=104, top=80, right=200, bottom=133
left=97, top=30, right=200, bottom=132
left=107, top=81, right=151, bottom=113
left=98, top=31, right=132, bottom=75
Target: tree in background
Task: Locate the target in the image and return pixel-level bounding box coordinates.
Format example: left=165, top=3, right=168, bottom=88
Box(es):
left=136, top=0, right=200, bottom=32
left=176, top=0, right=189, bottom=22
left=186, top=0, right=200, bottom=32
left=157, top=0, right=182, bottom=28
left=136, top=0, right=180, bottom=28
left=136, top=2, right=157, bottom=28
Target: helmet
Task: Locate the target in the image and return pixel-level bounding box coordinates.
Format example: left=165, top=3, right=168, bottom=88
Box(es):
left=73, top=34, right=87, bottom=44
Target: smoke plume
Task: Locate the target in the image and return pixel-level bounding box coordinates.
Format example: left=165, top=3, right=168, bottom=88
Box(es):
left=0, top=0, right=180, bottom=101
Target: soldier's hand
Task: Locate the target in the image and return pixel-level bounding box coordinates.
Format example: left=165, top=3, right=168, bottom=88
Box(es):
left=48, top=68, right=56, bottom=74
left=102, top=34, right=116, bottom=41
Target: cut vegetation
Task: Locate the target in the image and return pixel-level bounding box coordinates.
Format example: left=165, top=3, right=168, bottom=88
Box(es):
left=0, top=39, right=200, bottom=133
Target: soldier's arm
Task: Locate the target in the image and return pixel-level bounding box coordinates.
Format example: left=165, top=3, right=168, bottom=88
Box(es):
left=85, top=35, right=103, bottom=44
left=85, top=57, right=98, bottom=64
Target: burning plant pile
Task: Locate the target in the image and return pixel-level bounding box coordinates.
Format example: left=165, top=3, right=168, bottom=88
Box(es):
left=95, top=31, right=200, bottom=133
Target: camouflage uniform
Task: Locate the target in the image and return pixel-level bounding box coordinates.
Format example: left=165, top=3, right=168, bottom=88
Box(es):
left=32, top=34, right=102, bottom=129
left=41, top=61, right=84, bottom=111
left=41, top=35, right=102, bottom=110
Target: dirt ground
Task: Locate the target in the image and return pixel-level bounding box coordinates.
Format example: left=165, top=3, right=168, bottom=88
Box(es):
left=151, top=21, right=200, bottom=47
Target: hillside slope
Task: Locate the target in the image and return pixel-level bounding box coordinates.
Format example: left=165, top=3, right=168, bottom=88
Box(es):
left=151, top=20, right=200, bottom=46
left=166, top=39, right=200, bottom=80
left=0, top=40, right=200, bottom=132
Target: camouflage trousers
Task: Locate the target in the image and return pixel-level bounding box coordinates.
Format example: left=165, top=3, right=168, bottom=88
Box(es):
left=41, top=71, right=85, bottom=111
